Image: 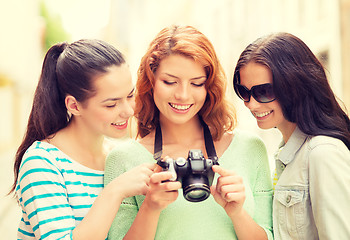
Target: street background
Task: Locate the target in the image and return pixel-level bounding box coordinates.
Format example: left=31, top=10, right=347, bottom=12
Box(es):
left=1, top=0, right=349, bottom=238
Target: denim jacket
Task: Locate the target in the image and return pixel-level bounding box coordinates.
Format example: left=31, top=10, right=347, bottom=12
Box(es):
left=273, top=127, right=350, bottom=240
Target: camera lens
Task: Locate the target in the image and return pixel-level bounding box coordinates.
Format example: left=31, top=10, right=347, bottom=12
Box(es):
left=183, top=183, right=210, bottom=202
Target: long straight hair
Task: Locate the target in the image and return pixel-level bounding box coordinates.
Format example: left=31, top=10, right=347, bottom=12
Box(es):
left=233, top=32, right=350, bottom=149
left=10, top=39, right=125, bottom=193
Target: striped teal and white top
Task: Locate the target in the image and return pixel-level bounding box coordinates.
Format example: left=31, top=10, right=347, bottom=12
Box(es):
left=15, top=141, right=104, bottom=239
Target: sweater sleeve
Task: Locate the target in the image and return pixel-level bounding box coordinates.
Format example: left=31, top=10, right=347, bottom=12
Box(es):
left=104, top=141, right=146, bottom=240
left=254, top=139, right=273, bottom=239
left=251, top=137, right=274, bottom=240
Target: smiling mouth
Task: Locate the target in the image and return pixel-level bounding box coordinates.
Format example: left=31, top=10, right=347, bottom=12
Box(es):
left=254, top=110, right=273, bottom=118
left=111, top=121, right=127, bottom=126
left=169, top=103, right=192, bottom=111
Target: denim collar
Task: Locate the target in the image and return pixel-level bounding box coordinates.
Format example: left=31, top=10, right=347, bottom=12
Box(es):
left=275, top=127, right=308, bottom=165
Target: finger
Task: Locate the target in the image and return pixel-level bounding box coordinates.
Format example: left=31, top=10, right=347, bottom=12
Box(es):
left=219, top=183, right=245, bottom=195
left=143, top=162, right=158, bottom=171
left=162, top=181, right=182, bottom=192
left=153, top=164, right=164, bottom=173
left=217, top=175, right=243, bottom=186
left=225, top=191, right=246, bottom=202
left=212, top=165, right=235, bottom=177
left=150, top=172, right=174, bottom=184
left=210, top=185, right=217, bottom=196
left=216, top=175, right=244, bottom=194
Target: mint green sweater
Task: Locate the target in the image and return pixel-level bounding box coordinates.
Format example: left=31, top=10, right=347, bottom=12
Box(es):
left=104, top=129, right=273, bottom=240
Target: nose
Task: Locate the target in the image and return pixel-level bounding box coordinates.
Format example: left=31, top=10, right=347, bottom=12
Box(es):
left=174, top=83, right=190, bottom=100
left=119, top=99, right=135, bottom=118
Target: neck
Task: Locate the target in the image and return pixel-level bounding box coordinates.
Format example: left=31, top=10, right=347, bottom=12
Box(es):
left=159, top=115, right=203, bottom=145
left=278, top=121, right=297, bottom=143
left=53, top=119, right=106, bottom=170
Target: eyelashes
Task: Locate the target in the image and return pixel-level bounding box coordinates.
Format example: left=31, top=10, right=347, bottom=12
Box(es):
left=162, top=80, right=206, bottom=87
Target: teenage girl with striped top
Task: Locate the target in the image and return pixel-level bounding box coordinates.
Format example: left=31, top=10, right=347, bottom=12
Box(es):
left=10, top=39, right=156, bottom=239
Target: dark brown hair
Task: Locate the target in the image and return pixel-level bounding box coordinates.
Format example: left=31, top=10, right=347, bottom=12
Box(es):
left=11, top=39, right=126, bottom=193
left=233, top=32, right=350, bottom=149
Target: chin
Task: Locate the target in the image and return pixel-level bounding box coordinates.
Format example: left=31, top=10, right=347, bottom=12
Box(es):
left=257, top=122, right=274, bottom=130
left=110, top=131, right=129, bottom=139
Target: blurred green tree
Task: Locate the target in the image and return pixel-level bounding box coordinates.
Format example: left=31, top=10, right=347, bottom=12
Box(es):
left=40, top=0, right=71, bottom=51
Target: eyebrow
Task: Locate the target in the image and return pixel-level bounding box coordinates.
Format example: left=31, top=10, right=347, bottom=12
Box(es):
left=101, top=87, right=135, bottom=103
left=164, top=73, right=207, bottom=80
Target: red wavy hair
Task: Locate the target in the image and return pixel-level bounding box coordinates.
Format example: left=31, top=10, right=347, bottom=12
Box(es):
left=135, top=25, right=236, bottom=140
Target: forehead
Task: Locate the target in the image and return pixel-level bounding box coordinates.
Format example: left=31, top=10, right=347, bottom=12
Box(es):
left=239, top=62, right=273, bottom=86
left=156, top=54, right=206, bottom=77
left=92, top=64, right=133, bottom=98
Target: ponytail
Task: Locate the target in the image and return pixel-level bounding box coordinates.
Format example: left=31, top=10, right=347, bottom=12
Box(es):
left=10, top=39, right=126, bottom=194
left=10, top=43, right=69, bottom=194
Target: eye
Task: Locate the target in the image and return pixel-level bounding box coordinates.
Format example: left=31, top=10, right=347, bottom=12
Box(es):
left=127, top=93, right=135, bottom=99
left=106, top=104, right=117, bottom=108
left=191, top=82, right=205, bottom=87
left=162, top=80, right=176, bottom=85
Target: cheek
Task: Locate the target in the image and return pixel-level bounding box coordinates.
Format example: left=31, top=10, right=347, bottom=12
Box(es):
left=131, top=100, right=136, bottom=111
left=93, top=109, right=114, bottom=123
left=196, top=88, right=207, bottom=102
left=270, top=102, right=286, bottom=123
left=153, top=85, right=169, bottom=103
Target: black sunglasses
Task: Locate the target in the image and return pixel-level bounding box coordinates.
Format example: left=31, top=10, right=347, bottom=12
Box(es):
left=234, top=83, right=276, bottom=103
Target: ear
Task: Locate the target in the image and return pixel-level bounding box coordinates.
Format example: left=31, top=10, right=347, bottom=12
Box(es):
left=65, top=95, right=81, bottom=116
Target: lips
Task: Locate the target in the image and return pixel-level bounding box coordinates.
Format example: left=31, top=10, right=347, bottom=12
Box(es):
left=111, top=121, right=128, bottom=129
left=169, top=103, right=192, bottom=111
left=254, top=110, right=273, bottom=119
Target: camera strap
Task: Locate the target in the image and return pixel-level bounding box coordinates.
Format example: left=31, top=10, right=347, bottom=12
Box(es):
left=153, top=115, right=218, bottom=162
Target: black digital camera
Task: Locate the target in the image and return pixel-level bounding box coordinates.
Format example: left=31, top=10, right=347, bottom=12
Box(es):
left=157, top=149, right=219, bottom=202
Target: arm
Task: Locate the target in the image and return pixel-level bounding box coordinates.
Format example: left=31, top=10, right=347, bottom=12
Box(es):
left=17, top=146, right=155, bottom=240
left=73, top=163, right=156, bottom=240
left=309, top=142, right=350, bottom=239
left=17, top=149, right=77, bottom=240
left=211, top=166, right=269, bottom=240
left=123, top=166, right=181, bottom=240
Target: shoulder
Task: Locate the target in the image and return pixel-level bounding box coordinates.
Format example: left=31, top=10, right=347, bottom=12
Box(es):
left=308, top=135, right=348, bottom=151
left=20, top=141, right=63, bottom=171
left=232, top=128, right=267, bottom=149
left=105, top=138, right=152, bottom=173
left=17, top=141, right=67, bottom=191
left=307, top=136, right=350, bottom=185
left=307, top=135, right=350, bottom=164
left=107, top=138, right=144, bottom=159
left=222, top=129, right=269, bottom=167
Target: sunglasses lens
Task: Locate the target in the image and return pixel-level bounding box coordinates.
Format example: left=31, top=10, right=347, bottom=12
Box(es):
left=236, top=85, right=250, bottom=102
left=252, top=84, right=275, bottom=103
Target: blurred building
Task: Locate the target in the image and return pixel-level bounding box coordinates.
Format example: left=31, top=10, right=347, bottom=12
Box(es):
left=0, top=0, right=43, bottom=238
left=0, top=0, right=43, bottom=152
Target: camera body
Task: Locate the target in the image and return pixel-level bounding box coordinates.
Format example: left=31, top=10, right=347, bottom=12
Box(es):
left=157, top=149, right=219, bottom=202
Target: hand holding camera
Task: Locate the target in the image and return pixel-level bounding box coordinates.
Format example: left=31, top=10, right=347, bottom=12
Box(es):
left=142, top=164, right=182, bottom=211
left=210, top=165, right=246, bottom=218
left=153, top=116, right=220, bottom=203
left=157, top=149, right=219, bottom=202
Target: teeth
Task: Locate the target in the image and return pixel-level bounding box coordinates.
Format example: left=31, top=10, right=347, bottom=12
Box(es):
left=255, top=111, right=272, bottom=118
left=170, top=103, right=191, bottom=110
left=112, top=121, right=127, bottom=126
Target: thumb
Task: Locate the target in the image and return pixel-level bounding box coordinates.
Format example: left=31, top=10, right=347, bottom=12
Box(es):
left=210, top=185, right=217, bottom=196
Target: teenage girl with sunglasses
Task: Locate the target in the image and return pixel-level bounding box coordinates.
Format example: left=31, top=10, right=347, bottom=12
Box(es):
left=233, top=32, right=350, bottom=239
